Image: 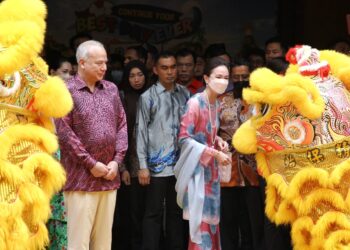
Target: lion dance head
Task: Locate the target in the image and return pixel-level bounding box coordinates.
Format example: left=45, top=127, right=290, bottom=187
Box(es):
left=0, top=0, right=73, bottom=249
left=233, top=45, right=350, bottom=249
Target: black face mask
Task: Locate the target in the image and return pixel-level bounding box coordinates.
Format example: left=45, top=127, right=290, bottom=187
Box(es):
left=233, top=81, right=249, bottom=99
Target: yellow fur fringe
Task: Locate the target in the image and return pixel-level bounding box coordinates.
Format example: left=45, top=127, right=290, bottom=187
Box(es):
left=246, top=68, right=325, bottom=120
left=33, top=76, right=73, bottom=118
left=0, top=124, right=66, bottom=249
left=255, top=152, right=270, bottom=178
left=0, top=0, right=47, bottom=77
left=0, top=22, right=44, bottom=77
left=291, top=216, right=314, bottom=250
left=324, top=230, right=350, bottom=250
left=22, top=153, right=66, bottom=197
left=232, top=120, right=257, bottom=154
left=0, top=124, right=58, bottom=158
left=0, top=0, right=47, bottom=29
left=265, top=173, right=297, bottom=224
left=286, top=168, right=330, bottom=208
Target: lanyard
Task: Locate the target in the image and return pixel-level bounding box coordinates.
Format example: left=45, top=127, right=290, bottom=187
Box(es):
left=204, top=90, right=217, bottom=146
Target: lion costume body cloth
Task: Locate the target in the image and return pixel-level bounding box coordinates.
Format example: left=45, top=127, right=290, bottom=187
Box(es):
left=233, top=45, right=350, bottom=249
left=0, top=0, right=72, bottom=249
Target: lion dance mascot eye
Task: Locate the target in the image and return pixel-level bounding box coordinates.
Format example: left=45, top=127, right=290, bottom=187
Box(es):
left=233, top=45, right=350, bottom=249
left=0, top=0, right=73, bottom=249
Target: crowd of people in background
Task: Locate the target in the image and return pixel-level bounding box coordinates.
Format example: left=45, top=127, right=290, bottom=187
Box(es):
left=46, top=33, right=350, bottom=250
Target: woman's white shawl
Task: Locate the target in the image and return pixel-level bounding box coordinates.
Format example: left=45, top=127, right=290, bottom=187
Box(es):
left=174, top=139, right=206, bottom=244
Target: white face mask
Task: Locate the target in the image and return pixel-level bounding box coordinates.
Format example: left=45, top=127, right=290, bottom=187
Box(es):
left=208, top=77, right=229, bottom=94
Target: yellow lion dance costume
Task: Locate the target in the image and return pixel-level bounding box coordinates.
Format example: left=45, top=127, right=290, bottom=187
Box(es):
left=233, top=45, right=350, bottom=249
left=0, top=0, right=73, bottom=249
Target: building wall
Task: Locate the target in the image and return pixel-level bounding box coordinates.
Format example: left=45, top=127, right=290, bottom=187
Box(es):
left=278, top=0, right=350, bottom=49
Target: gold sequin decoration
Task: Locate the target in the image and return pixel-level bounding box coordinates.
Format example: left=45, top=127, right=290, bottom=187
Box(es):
left=8, top=140, right=43, bottom=166
left=265, top=138, right=350, bottom=183
left=0, top=181, right=17, bottom=203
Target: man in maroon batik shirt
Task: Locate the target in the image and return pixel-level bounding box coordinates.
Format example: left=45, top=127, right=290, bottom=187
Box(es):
left=55, top=40, right=127, bottom=250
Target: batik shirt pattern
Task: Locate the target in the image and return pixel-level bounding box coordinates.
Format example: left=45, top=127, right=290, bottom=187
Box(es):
left=136, top=82, right=190, bottom=176
left=178, top=92, right=221, bottom=225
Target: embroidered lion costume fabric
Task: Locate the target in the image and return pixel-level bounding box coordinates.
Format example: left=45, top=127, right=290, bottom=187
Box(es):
left=0, top=0, right=73, bottom=249
left=233, top=45, right=350, bottom=249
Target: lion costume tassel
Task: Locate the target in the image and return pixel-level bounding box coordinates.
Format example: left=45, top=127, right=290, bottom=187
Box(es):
left=233, top=45, right=350, bottom=249
left=0, top=0, right=73, bottom=249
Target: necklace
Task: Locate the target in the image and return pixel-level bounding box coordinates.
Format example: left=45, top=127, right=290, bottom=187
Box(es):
left=205, top=90, right=217, bottom=146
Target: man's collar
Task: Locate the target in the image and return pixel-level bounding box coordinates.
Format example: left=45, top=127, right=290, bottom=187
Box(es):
left=75, top=75, right=104, bottom=90
left=155, top=81, right=179, bottom=94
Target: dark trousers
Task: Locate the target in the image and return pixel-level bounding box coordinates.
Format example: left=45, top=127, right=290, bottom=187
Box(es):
left=245, top=186, right=266, bottom=250
left=112, top=177, right=147, bottom=250
left=142, top=176, right=185, bottom=250
left=112, top=181, right=130, bottom=250
left=130, top=177, right=147, bottom=250
left=220, top=186, right=266, bottom=250
left=264, top=218, right=292, bottom=250
left=220, top=187, right=253, bottom=250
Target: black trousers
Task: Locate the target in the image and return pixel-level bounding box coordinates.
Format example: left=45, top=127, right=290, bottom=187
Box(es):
left=112, top=181, right=130, bottom=250
left=245, top=186, right=266, bottom=250
left=142, top=176, right=186, bottom=250
left=220, top=187, right=251, bottom=250
left=220, top=186, right=266, bottom=250
left=112, top=177, right=147, bottom=250
left=130, top=177, right=147, bottom=250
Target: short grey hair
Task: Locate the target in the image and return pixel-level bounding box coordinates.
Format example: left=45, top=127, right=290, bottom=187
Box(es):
left=76, top=40, right=105, bottom=62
